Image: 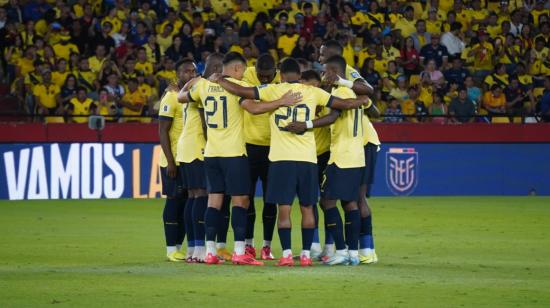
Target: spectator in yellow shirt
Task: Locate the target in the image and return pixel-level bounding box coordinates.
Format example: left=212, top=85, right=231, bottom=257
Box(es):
left=395, top=6, right=417, bottom=39
left=119, top=78, right=145, bottom=122
left=277, top=24, right=299, bottom=58
left=468, top=31, right=494, bottom=82
left=483, top=85, right=507, bottom=115
left=33, top=70, right=62, bottom=118
left=68, top=87, right=95, bottom=124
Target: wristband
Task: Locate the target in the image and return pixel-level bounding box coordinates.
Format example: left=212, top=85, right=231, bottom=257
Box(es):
left=305, top=120, right=313, bottom=129
left=337, top=76, right=354, bottom=88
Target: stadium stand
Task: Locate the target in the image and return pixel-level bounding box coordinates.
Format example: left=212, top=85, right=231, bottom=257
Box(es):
left=0, top=0, right=549, bottom=123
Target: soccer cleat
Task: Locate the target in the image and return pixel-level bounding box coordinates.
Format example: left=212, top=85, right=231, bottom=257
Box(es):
left=323, top=253, right=350, bottom=265
left=300, top=255, right=313, bottom=267
left=232, top=253, right=264, bottom=266
left=359, top=252, right=378, bottom=265
left=349, top=255, right=360, bottom=266
left=261, top=246, right=275, bottom=260
left=276, top=255, right=295, bottom=267
left=317, top=246, right=334, bottom=261
left=245, top=245, right=257, bottom=259
left=205, top=253, right=224, bottom=265
left=217, top=247, right=233, bottom=261
left=167, top=251, right=186, bottom=262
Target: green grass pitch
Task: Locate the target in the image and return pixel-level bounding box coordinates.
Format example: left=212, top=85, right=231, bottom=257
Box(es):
left=1, top=197, right=549, bottom=307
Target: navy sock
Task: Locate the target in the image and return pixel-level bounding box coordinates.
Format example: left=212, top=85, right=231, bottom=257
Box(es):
left=360, top=215, right=374, bottom=249
left=262, top=202, right=277, bottom=242
left=217, top=196, right=230, bottom=243
left=162, top=198, right=179, bottom=246
left=345, top=209, right=360, bottom=250
left=245, top=200, right=256, bottom=240
left=312, top=205, right=320, bottom=243
left=175, top=196, right=186, bottom=245
left=204, top=207, right=221, bottom=242
left=231, top=206, right=247, bottom=242
left=184, top=198, right=195, bottom=247
left=278, top=228, right=291, bottom=251
left=324, top=207, right=345, bottom=250
left=193, top=196, right=208, bottom=246
left=301, top=227, right=314, bottom=251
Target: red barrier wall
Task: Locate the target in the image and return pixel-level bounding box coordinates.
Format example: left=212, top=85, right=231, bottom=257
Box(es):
left=1, top=123, right=550, bottom=143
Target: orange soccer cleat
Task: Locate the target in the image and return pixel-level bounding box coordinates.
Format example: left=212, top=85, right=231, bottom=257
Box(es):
left=276, top=255, right=295, bottom=267
left=232, top=253, right=264, bottom=266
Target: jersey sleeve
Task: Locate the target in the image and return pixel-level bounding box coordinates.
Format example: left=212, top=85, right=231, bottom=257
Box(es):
left=188, top=78, right=203, bottom=103
left=312, top=87, right=334, bottom=107
left=158, top=91, right=177, bottom=120
left=255, top=83, right=280, bottom=102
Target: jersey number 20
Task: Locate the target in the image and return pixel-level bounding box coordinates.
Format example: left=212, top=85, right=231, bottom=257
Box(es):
left=275, top=104, right=310, bottom=135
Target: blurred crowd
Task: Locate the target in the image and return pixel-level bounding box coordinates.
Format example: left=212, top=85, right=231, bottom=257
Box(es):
left=0, top=0, right=549, bottom=123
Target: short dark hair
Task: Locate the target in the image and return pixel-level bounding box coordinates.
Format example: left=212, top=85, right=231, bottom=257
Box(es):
left=451, top=22, right=462, bottom=32
left=176, top=58, right=195, bottom=71
left=76, top=86, right=87, bottom=93
left=280, top=58, right=301, bottom=75
left=222, top=52, right=246, bottom=65
left=323, top=39, right=343, bottom=53
left=301, top=70, right=321, bottom=82
left=256, top=53, right=276, bottom=71
left=325, top=55, right=347, bottom=74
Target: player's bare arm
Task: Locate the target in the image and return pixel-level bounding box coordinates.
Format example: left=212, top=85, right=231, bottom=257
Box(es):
left=241, top=90, right=302, bottom=115
left=331, top=95, right=371, bottom=110
left=158, top=119, right=176, bottom=178
left=285, top=108, right=340, bottom=134
left=365, top=102, right=380, bottom=118
left=208, top=73, right=257, bottom=99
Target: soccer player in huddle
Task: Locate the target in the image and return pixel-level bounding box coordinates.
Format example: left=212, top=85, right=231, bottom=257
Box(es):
left=209, top=57, right=371, bottom=266
left=242, top=54, right=281, bottom=260
left=316, top=40, right=380, bottom=263
left=158, top=60, right=191, bottom=262
left=177, top=52, right=302, bottom=266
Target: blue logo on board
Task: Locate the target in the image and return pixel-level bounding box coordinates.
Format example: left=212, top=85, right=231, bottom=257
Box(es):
left=386, top=148, right=419, bottom=196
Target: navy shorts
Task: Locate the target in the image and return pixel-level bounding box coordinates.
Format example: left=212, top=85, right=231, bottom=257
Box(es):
left=266, top=161, right=318, bottom=206
left=317, top=151, right=330, bottom=187
left=180, top=159, right=206, bottom=189
left=246, top=144, right=270, bottom=195
left=204, top=156, right=250, bottom=195
left=362, top=143, right=379, bottom=197
left=321, top=163, right=364, bottom=201
left=160, top=166, right=186, bottom=198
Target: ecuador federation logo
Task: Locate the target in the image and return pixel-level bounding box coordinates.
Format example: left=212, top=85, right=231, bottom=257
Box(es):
left=386, top=148, right=419, bottom=196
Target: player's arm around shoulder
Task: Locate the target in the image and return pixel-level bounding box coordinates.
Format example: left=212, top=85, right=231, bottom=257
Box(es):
left=208, top=73, right=257, bottom=99
left=240, top=90, right=302, bottom=115
left=176, top=76, right=202, bottom=103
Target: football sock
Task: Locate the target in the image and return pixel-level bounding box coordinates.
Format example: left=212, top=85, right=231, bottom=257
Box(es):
left=193, top=196, right=208, bottom=247
left=282, top=249, right=292, bottom=258
left=162, top=198, right=179, bottom=247
left=245, top=201, right=256, bottom=243
left=184, top=198, right=195, bottom=250
left=245, top=238, right=254, bottom=246
left=204, top=207, right=221, bottom=242
left=166, top=246, right=177, bottom=255
left=301, top=250, right=310, bottom=258
left=262, top=202, right=277, bottom=242
left=231, top=206, right=247, bottom=243
left=217, top=196, right=230, bottom=243
left=325, top=207, right=345, bottom=250
left=301, top=227, right=314, bottom=252
left=216, top=242, right=226, bottom=249
left=360, top=215, right=375, bottom=254
left=234, top=241, right=245, bottom=255
left=278, top=228, right=291, bottom=251
left=206, top=241, right=217, bottom=256
left=263, top=240, right=271, bottom=247
left=345, top=209, right=360, bottom=251
left=312, top=205, right=320, bottom=244
left=175, top=196, right=186, bottom=247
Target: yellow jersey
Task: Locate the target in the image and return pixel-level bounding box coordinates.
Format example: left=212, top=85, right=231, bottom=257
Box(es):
left=362, top=99, right=381, bottom=146
left=188, top=77, right=248, bottom=158
left=395, top=17, right=417, bottom=38
left=53, top=43, right=79, bottom=60
left=135, top=61, right=154, bottom=75
left=345, top=64, right=363, bottom=82
left=277, top=34, right=299, bottom=56
left=122, top=90, right=145, bottom=116
left=255, top=82, right=333, bottom=163
left=176, top=101, right=206, bottom=163
left=158, top=91, right=184, bottom=167
left=328, top=87, right=365, bottom=169
left=69, top=97, right=94, bottom=123
left=314, top=105, right=331, bottom=156
left=33, top=84, right=60, bottom=109
left=242, top=66, right=281, bottom=146
left=51, top=71, right=69, bottom=87
left=88, top=56, right=106, bottom=73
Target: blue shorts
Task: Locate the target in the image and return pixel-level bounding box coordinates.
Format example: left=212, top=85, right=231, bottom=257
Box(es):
left=266, top=161, right=318, bottom=206
left=362, top=143, right=379, bottom=196
left=204, top=156, right=250, bottom=195
left=160, top=166, right=186, bottom=198
left=180, top=159, right=206, bottom=189
left=321, top=163, right=364, bottom=201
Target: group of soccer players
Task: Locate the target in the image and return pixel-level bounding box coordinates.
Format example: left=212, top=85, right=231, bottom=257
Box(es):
left=158, top=40, right=380, bottom=266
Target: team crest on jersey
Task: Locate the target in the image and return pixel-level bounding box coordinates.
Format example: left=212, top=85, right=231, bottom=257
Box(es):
left=350, top=71, right=360, bottom=79
left=386, top=148, right=419, bottom=196
left=163, top=105, right=169, bottom=112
